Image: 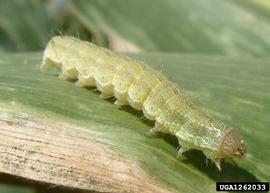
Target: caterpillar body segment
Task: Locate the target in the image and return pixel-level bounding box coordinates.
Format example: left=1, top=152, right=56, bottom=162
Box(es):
left=112, top=61, right=149, bottom=107
left=128, top=68, right=165, bottom=110
left=41, top=36, right=246, bottom=170
left=143, top=80, right=180, bottom=120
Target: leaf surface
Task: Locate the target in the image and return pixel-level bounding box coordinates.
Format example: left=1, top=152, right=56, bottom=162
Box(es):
left=0, top=52, right=269, bottom=192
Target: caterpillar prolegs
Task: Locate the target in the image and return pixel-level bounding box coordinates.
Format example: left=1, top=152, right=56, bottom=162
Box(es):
left=41, top=36, right=246, bottom=170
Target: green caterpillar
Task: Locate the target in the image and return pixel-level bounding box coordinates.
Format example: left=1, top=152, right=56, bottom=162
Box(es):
left=41, top=36, right=246, bottom=170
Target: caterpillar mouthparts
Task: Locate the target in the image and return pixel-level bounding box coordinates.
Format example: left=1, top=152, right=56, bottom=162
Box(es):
left=41, top=36, right=246, bottom=170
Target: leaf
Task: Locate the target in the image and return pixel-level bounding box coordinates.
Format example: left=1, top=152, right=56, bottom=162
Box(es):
left=0, top=52, right=269, bottom=193
left=0, top=183, right=34, bottom=193
left=2, top=0, right=270, bottom=55
left=0, top=0, right=94, bottom=51
left=70, top=0, right=270, bottom=56
left=0, top=0, right=55, bottom=51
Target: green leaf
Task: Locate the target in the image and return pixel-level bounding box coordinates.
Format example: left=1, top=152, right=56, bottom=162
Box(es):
left=70, top=0, right=270, bottom=56
left=2, top=0, right=270, bottom=55
left=0, top=52, right=269, bottom=192
left=0, top=183, right=34, bottom=193
left=0, top=0, right=94, bottom=51
left=0, top=0, right=55, bottom=51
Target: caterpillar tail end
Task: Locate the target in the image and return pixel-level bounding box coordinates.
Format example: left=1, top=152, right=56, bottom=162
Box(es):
left=40, top=61, right=50, bottom=73
left=40, top=57, right=58, bottom=73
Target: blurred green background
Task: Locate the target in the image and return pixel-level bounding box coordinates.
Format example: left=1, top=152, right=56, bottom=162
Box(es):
left=1, top=0, right=270, bottom=55
left=0, top=0, right=269, bottom=192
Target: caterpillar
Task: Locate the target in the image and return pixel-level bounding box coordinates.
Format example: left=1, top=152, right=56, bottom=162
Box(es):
left=40, top=36, right=246, bottom=170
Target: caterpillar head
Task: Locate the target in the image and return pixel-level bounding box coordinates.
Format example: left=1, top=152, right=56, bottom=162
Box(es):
left=220, top=128, right=246, bottom=158
left=212, top=128, right=246, bottom=171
